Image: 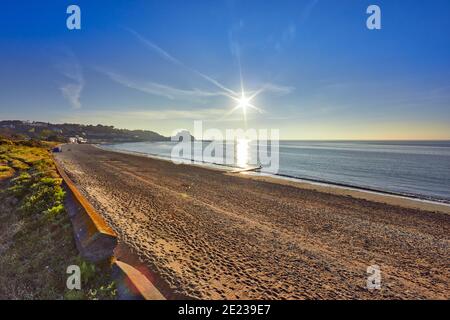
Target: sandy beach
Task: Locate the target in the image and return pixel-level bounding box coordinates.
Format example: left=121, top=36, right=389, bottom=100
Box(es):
left=54, top=144, right=449, bottom=299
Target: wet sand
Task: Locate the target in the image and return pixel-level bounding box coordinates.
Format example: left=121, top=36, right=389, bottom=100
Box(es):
left=55, top=144, right=449, bottom=299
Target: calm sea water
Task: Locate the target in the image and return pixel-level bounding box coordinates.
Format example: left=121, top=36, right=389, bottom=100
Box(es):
left=102, top=140, right=450, bottom=202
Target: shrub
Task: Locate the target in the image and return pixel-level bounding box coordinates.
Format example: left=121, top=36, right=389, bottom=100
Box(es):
left=87, top=282, right=117, bottom=300
left=44, top=204, right=65, bottom=220
left=79, top=259, right=97, bottom=286
left=20, top=178, right=65, bottom=215
left=8, top=172, right=32, bottom=198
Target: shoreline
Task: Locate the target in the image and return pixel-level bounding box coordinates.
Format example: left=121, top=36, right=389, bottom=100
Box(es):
left=54, top=144, right=450, bottom=299
left=96, top=144, right=450, bottom=214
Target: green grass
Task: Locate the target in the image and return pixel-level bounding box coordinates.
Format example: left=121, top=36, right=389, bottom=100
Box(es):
left=0, top=139, right=116, bottom=300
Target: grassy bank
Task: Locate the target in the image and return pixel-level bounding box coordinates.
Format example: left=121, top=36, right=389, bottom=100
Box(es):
left=0, top=139, right=116, bottom=299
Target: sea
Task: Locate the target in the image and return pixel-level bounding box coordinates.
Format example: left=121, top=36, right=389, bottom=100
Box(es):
left=101, top=140, right=450, bottom=203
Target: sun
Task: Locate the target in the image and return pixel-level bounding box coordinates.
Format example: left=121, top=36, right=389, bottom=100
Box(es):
left=237, top=95, right=251, bottom=114
left=225, top=89, right=263, bottom=122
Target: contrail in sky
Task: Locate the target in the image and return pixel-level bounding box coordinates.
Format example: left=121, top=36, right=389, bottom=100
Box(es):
left=125, top=27, right=238, bottom=97
left=124, top=27, right=293, bottom=123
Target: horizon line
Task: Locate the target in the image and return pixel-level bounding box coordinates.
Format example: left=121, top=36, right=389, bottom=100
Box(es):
left=1, top=118, right=449, bottom=142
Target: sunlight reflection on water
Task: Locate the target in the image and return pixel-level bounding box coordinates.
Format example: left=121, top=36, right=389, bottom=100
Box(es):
left=236, top=139, right=250, bottom=168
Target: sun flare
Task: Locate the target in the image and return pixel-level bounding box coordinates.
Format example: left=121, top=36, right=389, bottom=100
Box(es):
left=225, top=88, right=263, bottom=122
left=237, top=95, right=251, bottom=114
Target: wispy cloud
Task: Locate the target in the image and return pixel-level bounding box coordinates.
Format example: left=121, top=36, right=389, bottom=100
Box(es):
left=268, top=0, right=318, bottom=52
left=275, top=22, right=296, bottom=52
left=228, top=20, right=244, bottom=60
left=125, top=28, right=181, bottom=67
left=57, top=50, right=84, bottom=109
left=98, top=69, right=228, bottom=99
left=300, top=0, right=320, bottom=23
left=282, top=23, right=296, bottom=42
left=125, top=27, right=237, bottom=96
left=102, top=27, right=294, bottom=107
left=262, top=83, right=295, bottom=95
left=61, top=83, right=83, bottom=109
left=98, top=68, right=293, bottom=100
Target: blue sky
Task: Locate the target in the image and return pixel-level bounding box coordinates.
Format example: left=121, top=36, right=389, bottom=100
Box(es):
left=0, top=0, right=449, bottom=139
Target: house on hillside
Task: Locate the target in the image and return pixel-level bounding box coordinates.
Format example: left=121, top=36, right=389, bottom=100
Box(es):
left=68, top=136, right=88, bottom=144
